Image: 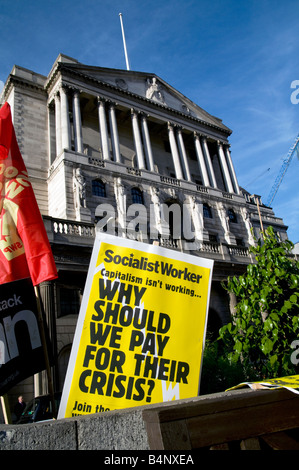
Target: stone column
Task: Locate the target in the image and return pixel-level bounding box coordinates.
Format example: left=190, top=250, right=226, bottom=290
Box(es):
left=108, top=102, right=121, bottom=163
left=97, top=97, right=110, bottom=160
left=72, top=90, right=83, bottom=153
left=201, top=136, right=217, bottom=188
left=224, top=145, right=240, bottom=194
left=131, top=109, right=145, bottom=169
left=140, top=114, right=155, bottom=172
left=54, top=92, right=61, bottom=156
left=47, top=103, right=54, bottom=165
left=176, top=128, right=191, bottom=181
left=194, top=133, right=210, bottom=186
left=167, top=122, right=183, bottom=180
left=60, top=85, right=71, bottom=150
left=217, top=141, right=234, bottom=193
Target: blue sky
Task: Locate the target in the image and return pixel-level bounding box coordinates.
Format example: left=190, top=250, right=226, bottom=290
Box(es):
left=1, top=0, right=298, bottom=242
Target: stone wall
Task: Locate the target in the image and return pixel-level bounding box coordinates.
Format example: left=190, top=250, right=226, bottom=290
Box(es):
left=0, top=403, right=151, bottom=450
left=2, top=389, right=299, bottom=450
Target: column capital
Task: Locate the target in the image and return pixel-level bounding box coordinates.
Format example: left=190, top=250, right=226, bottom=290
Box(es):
left=216, top=139, right=227, bottom=147
left=167, top=121, right=176, bottom=130
left=60, top=83, right=71, bottom=94
left=107, top=99, right=118, bottom=108
left=130, top=107, right=143, bottom=116
left=70, top=87, right=83, bottom=96
left=195, top=132, right=208, bottom=140
left=97, top=95, right=110, bottom=105
left=139, top=111, right=150, bottom=119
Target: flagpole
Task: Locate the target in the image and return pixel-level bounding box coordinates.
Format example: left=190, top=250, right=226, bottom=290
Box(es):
left=119, top=13, right=130, bottom=71
left=34, top=285, right=57, bottom=419
left=0, top=102, right=59, bottom=418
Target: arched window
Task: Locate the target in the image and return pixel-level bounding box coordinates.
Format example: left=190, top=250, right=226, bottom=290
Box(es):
left=228, top=208, right=237, bottom=223
left=131, top=187, right=144, bottom=204
left=92, top=179, right=106, bottom=197
left=203, top=203, right=213, bottom=218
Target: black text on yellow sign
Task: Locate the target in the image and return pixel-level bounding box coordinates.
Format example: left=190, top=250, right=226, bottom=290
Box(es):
left=58, top=234, right=213, bottom=418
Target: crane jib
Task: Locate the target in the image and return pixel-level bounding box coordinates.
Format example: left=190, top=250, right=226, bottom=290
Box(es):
left=266, top=133, right=299, bottom=207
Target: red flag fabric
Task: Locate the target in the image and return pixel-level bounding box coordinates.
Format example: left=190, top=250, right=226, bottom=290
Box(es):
left=0, top=102, right=58, bottom=285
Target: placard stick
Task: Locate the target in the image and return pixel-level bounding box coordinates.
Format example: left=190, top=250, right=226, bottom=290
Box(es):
left=1, top=395, right=12, bottom=424
left=34, top=285, right=57, bottom=418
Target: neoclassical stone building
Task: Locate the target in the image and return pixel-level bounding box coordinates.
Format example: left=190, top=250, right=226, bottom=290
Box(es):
left=0, top=54, right=288, bottom=405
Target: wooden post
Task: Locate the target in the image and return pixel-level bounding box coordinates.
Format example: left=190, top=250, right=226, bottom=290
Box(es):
left=34, top=286, right=57, bottom=419
left=1, top=395, right=12, bottom=424
left=256, top=197, right=264, bottom=233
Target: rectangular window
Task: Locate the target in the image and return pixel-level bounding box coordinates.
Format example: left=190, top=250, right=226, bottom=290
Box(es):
left=59, top=287, right=81, bottom=317
left=92, top=180, right=106, bottom=197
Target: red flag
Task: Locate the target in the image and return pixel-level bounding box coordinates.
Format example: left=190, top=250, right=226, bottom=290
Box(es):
left=0, top=102, right=58, bottom=285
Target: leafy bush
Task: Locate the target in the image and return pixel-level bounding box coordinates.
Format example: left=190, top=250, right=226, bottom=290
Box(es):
left=200, top=338, right=258, bottom=395
left=219, top=226, right=299, bottom=379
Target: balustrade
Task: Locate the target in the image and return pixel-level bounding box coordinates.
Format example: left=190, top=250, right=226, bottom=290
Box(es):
left=53, top=219, right=95, bottom=238
left=49, top=216, right=251, bottom=262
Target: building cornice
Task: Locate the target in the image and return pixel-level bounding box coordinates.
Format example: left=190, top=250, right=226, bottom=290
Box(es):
left=1, top=73, right=47, bottom=104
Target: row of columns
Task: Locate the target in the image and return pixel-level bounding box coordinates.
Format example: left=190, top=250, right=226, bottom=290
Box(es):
left=53, top=86, right=239, bottom=194
left=54, top=86, right=83, bottom=155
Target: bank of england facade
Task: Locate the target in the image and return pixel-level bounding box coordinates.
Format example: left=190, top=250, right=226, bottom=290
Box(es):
left=0, top=54, right=288, bottom=409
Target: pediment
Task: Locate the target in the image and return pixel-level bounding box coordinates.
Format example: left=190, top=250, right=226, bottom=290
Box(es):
left=58, top=58, right=230, bottom=132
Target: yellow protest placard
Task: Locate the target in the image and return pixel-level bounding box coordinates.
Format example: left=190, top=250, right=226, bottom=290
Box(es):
left=58, top=233, right=213, bottom=418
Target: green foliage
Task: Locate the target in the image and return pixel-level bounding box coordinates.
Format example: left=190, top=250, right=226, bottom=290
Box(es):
left=219, top=226, right=299, bottom=379
left=200, top=338, right=259, bottom=395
